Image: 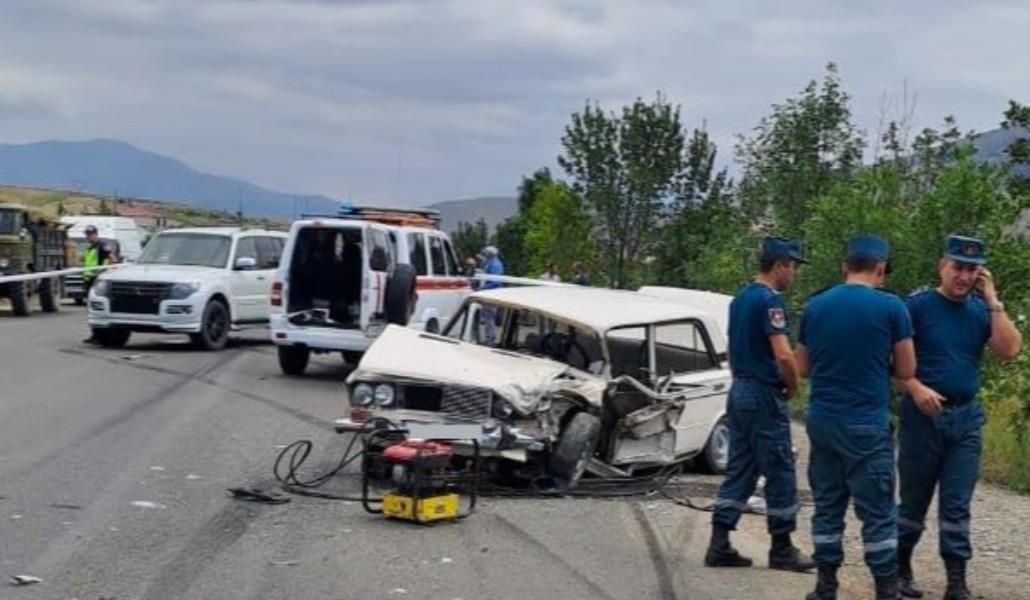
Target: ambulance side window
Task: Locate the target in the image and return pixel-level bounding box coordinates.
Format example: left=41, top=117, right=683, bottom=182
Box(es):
left=428, top=235, right=446, bottom=276
left=407, top=233, right=428, bottom=276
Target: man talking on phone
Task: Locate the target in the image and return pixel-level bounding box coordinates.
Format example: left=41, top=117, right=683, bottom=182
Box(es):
left=895, top=235, right=1022, bottom=600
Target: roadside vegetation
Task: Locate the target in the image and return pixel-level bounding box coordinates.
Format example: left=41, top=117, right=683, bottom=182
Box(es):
left=452, top=64, right=1030, bottom=491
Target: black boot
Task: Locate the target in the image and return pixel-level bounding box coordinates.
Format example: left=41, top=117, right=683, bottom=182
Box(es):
left=897, top=545, right=923, bottom=598
left=874, top=572, right=900, bottom=600
left=768, top=533, right=816, bottom=572
left=704, top=524, right=753, bottom=567
left=943, top=558, right=971, bottom=600
left=804, top=565, right=838, bottom=600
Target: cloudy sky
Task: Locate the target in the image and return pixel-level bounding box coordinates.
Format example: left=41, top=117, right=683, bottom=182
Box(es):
left=1, top=0, right=1028, bottom=206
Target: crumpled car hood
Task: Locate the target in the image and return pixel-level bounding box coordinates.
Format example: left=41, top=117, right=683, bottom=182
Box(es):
left=348, top=325, right=602, bottom=411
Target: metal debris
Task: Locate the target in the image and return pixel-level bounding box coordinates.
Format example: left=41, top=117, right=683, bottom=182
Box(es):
left=9, top=575, right=42, bottom=586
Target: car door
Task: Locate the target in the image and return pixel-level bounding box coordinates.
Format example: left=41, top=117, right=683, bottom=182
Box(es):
left=659, top=321, right=731, bottom=455
left=253, top=236, right=284, bottom=319
left=360, top=225, right=394, bottom=333
left=228, top=236, right=268, bottom=322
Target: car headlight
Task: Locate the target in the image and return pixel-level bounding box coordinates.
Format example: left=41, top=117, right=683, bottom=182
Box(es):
left=0, top=258, right=8, bottom=269
left=169, top=282, right=201, bottom=300
left=374, top=384, right=396, bottom=407
left=492, top=399, right=515, bottom=419
left=352, top=383, right=375, bottom=407
left=92, top=279, right=110, bottom=297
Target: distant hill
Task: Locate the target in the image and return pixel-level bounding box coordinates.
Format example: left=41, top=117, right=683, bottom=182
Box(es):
left=0, top=139, right=338, bottom=219
left=428, top=196, right=517, bottom=234
left=971, top=126, right=1030, bottom=178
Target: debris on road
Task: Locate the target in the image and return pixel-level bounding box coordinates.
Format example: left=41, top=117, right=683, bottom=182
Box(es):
left=388, top=588, right=408, bottom=595
left=9, top=574, right=42, bottom=586
left=50, top=503, right=83, bottom=510
left=185, top=473, right=203, bottom=480
left=268, top=559, right=299, bottom=567
left=227, top=487, right=291, bottom=505
left=121, top=353, right=155, bottom=361
left=131, top=501, right=167, bottom=510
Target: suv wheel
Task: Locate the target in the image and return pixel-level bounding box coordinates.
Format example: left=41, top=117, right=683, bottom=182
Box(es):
left=190, top=300, right=230, bottom=351
left=549, top=412, right=601, bottom=490
left=278, top=346, right=310, bottom=375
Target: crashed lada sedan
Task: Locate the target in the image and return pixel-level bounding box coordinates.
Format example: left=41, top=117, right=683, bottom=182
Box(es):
left=343, top=285, right=732, bottom=488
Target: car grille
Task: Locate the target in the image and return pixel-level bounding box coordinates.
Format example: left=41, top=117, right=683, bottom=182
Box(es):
left=109, top=281, right=173, bottom=315
left=399, top=384, right=492, bottom=422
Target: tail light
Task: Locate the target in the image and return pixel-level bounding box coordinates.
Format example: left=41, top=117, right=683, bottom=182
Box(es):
left=270, top=280, right=283, bottom=307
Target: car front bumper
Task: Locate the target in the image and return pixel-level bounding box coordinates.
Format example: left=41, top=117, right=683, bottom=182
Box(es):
left=87, top=295, right=205, bottom=333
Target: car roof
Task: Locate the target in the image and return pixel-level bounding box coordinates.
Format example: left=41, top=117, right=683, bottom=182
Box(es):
left=291, top=217, right=440, bottom=234
left=470, top=285, right=714, bottom=332
left=156, top=227, right=286, bottom=237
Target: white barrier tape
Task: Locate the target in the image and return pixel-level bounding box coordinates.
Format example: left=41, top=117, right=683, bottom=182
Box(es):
left=0, top=264, right=123, bottom=285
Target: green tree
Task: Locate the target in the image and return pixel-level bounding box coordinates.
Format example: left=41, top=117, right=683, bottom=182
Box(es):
left=560, top=94, right=685, bottom=287
left=736, top=63, right=864, bottom=237
left=523, top=181, right=596, bottom=278
left=450, top=218, right=490, bottom=265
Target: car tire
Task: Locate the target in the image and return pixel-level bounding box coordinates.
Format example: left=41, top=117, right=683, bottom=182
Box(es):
left=341, top=350, right=363, bottom=365
left=384, top=264, right=417, bottom=326
left=696, top=415, right=730, bottom=474
left=549, top=412, right=601, bottom=489
left=95, top=328, right=131, bottom=348
left=190, top=299, right=230, bottom=351
left=278, top=346, right=310, bottom=375
left=8, top=281, right=29, bottom=316
left=39, top=277, right=59, bottom=313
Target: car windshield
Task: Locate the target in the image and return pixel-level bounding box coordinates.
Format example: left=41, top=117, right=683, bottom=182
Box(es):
left=0, top=210, right=21, bottom=235
left=137, top=233, right=231, bottom=268
left=444, top=301, right=605, bottom=373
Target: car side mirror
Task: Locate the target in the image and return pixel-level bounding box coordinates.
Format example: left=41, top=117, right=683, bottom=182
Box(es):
left=369, top=247, right=388, bottom=272
left=235, top=256, right=257, bottom=270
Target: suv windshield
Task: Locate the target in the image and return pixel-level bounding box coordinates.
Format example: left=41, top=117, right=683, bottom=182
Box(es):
left=138, top=233, right=231, bottom=268
left=0, top=210, right=21, bottom=235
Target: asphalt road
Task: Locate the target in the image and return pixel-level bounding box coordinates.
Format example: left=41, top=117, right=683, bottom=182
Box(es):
left=0, top=305, right=817, bottom=600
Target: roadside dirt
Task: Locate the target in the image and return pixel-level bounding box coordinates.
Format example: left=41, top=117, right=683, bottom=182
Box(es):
left=688, top=422, right=1030, bottom=599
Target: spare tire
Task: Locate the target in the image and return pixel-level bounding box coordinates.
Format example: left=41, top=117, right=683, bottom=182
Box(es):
left=384, top=264, right=417, bottom=325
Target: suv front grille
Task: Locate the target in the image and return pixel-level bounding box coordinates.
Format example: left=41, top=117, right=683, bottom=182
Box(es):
left=109, top=281, right=173, bottom=314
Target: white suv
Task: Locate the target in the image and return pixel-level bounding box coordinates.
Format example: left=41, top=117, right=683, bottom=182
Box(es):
left=88, top=227, right=287, bottom=350
left=269, top=208, right=469, bottom=375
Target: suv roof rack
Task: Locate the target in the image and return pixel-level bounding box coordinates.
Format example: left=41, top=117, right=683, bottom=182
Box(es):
left=302, top=204, right=441, bottom=228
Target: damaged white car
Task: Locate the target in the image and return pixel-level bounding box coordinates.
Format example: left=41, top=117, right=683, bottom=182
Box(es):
left=343, top=285, right=732, bottom=488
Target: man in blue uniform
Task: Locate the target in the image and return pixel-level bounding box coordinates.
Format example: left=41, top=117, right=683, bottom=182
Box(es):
left=895, top=236, right=1022, bottom=600
left=705, top=237, right=815, bottom=572
left=797, top=234, right=917, bottom=600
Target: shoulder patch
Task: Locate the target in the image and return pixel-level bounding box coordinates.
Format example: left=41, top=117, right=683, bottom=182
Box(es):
left=768, top=307, right=787, bottom=329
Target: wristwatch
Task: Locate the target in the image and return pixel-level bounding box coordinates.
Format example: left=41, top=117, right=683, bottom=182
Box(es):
left=988, top=301, right=1005, bottom=313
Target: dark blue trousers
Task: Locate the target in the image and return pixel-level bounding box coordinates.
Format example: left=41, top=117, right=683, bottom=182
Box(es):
left=712, top=380, right=798, bottom=535
left=807, top=415, right=897, bottom=577
left=898, top=396, right=984, bottom=560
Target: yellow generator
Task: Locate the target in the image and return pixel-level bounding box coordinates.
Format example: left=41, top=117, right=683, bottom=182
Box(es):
left=361, top=427, right=479, bottom=524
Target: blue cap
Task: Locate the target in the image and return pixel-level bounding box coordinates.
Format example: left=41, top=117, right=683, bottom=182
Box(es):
left=761, top=236, right=808, bottom=264
left=846, top=234, right=890, bottom=262
left=945, top=235, right=986, bottom=265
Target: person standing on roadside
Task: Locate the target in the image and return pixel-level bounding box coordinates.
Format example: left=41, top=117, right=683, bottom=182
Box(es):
left=895, top=236, right=1022, bottom=600
left=571, top=261, right=589, bottom=286
left=480, top=246, right=504, bottom=344
left=82, top=224, right=113, bottom=344
left=705, top=237, right=815, bottom=573
left=797, top=234, right=916, bottom=600
left=540, top=262, right=561, bottom=282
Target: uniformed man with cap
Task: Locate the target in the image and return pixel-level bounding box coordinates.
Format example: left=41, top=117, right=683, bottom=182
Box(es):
left=895, top=235, right=1022, bottom=600
left=797, top=234, right=917, bottom=600
left=705, top=236, right=815, bottom=573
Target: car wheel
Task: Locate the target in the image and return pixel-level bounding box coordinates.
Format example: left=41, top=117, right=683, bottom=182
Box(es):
left=697, top=415, right=730, bottom=474
left=95, top=328, right=131, bottom=348
left=278, top=346, right=310, bottom=375
left=8, top=281, right=29, bottom=316
left=341, top=350, right=363, bottom=365
left=190, top=300, right=230, bottom=351
left=549, top=412, right=601, bottom=490
left=39, top=277, right=60, bottom=313
left=384, top=264, right=417, bottom=325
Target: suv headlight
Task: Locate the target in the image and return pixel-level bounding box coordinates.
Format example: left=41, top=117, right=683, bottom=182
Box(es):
left=169, top=282, right=201, bottom=300
left=374, top=384, right=396, bottom=407
left=92, top=279, right=110, bottom=297
left=352, top=383, right=375, bottom=407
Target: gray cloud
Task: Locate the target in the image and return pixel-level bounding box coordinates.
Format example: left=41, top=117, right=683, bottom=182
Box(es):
left=1, top=0, right=1028, bottom=205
